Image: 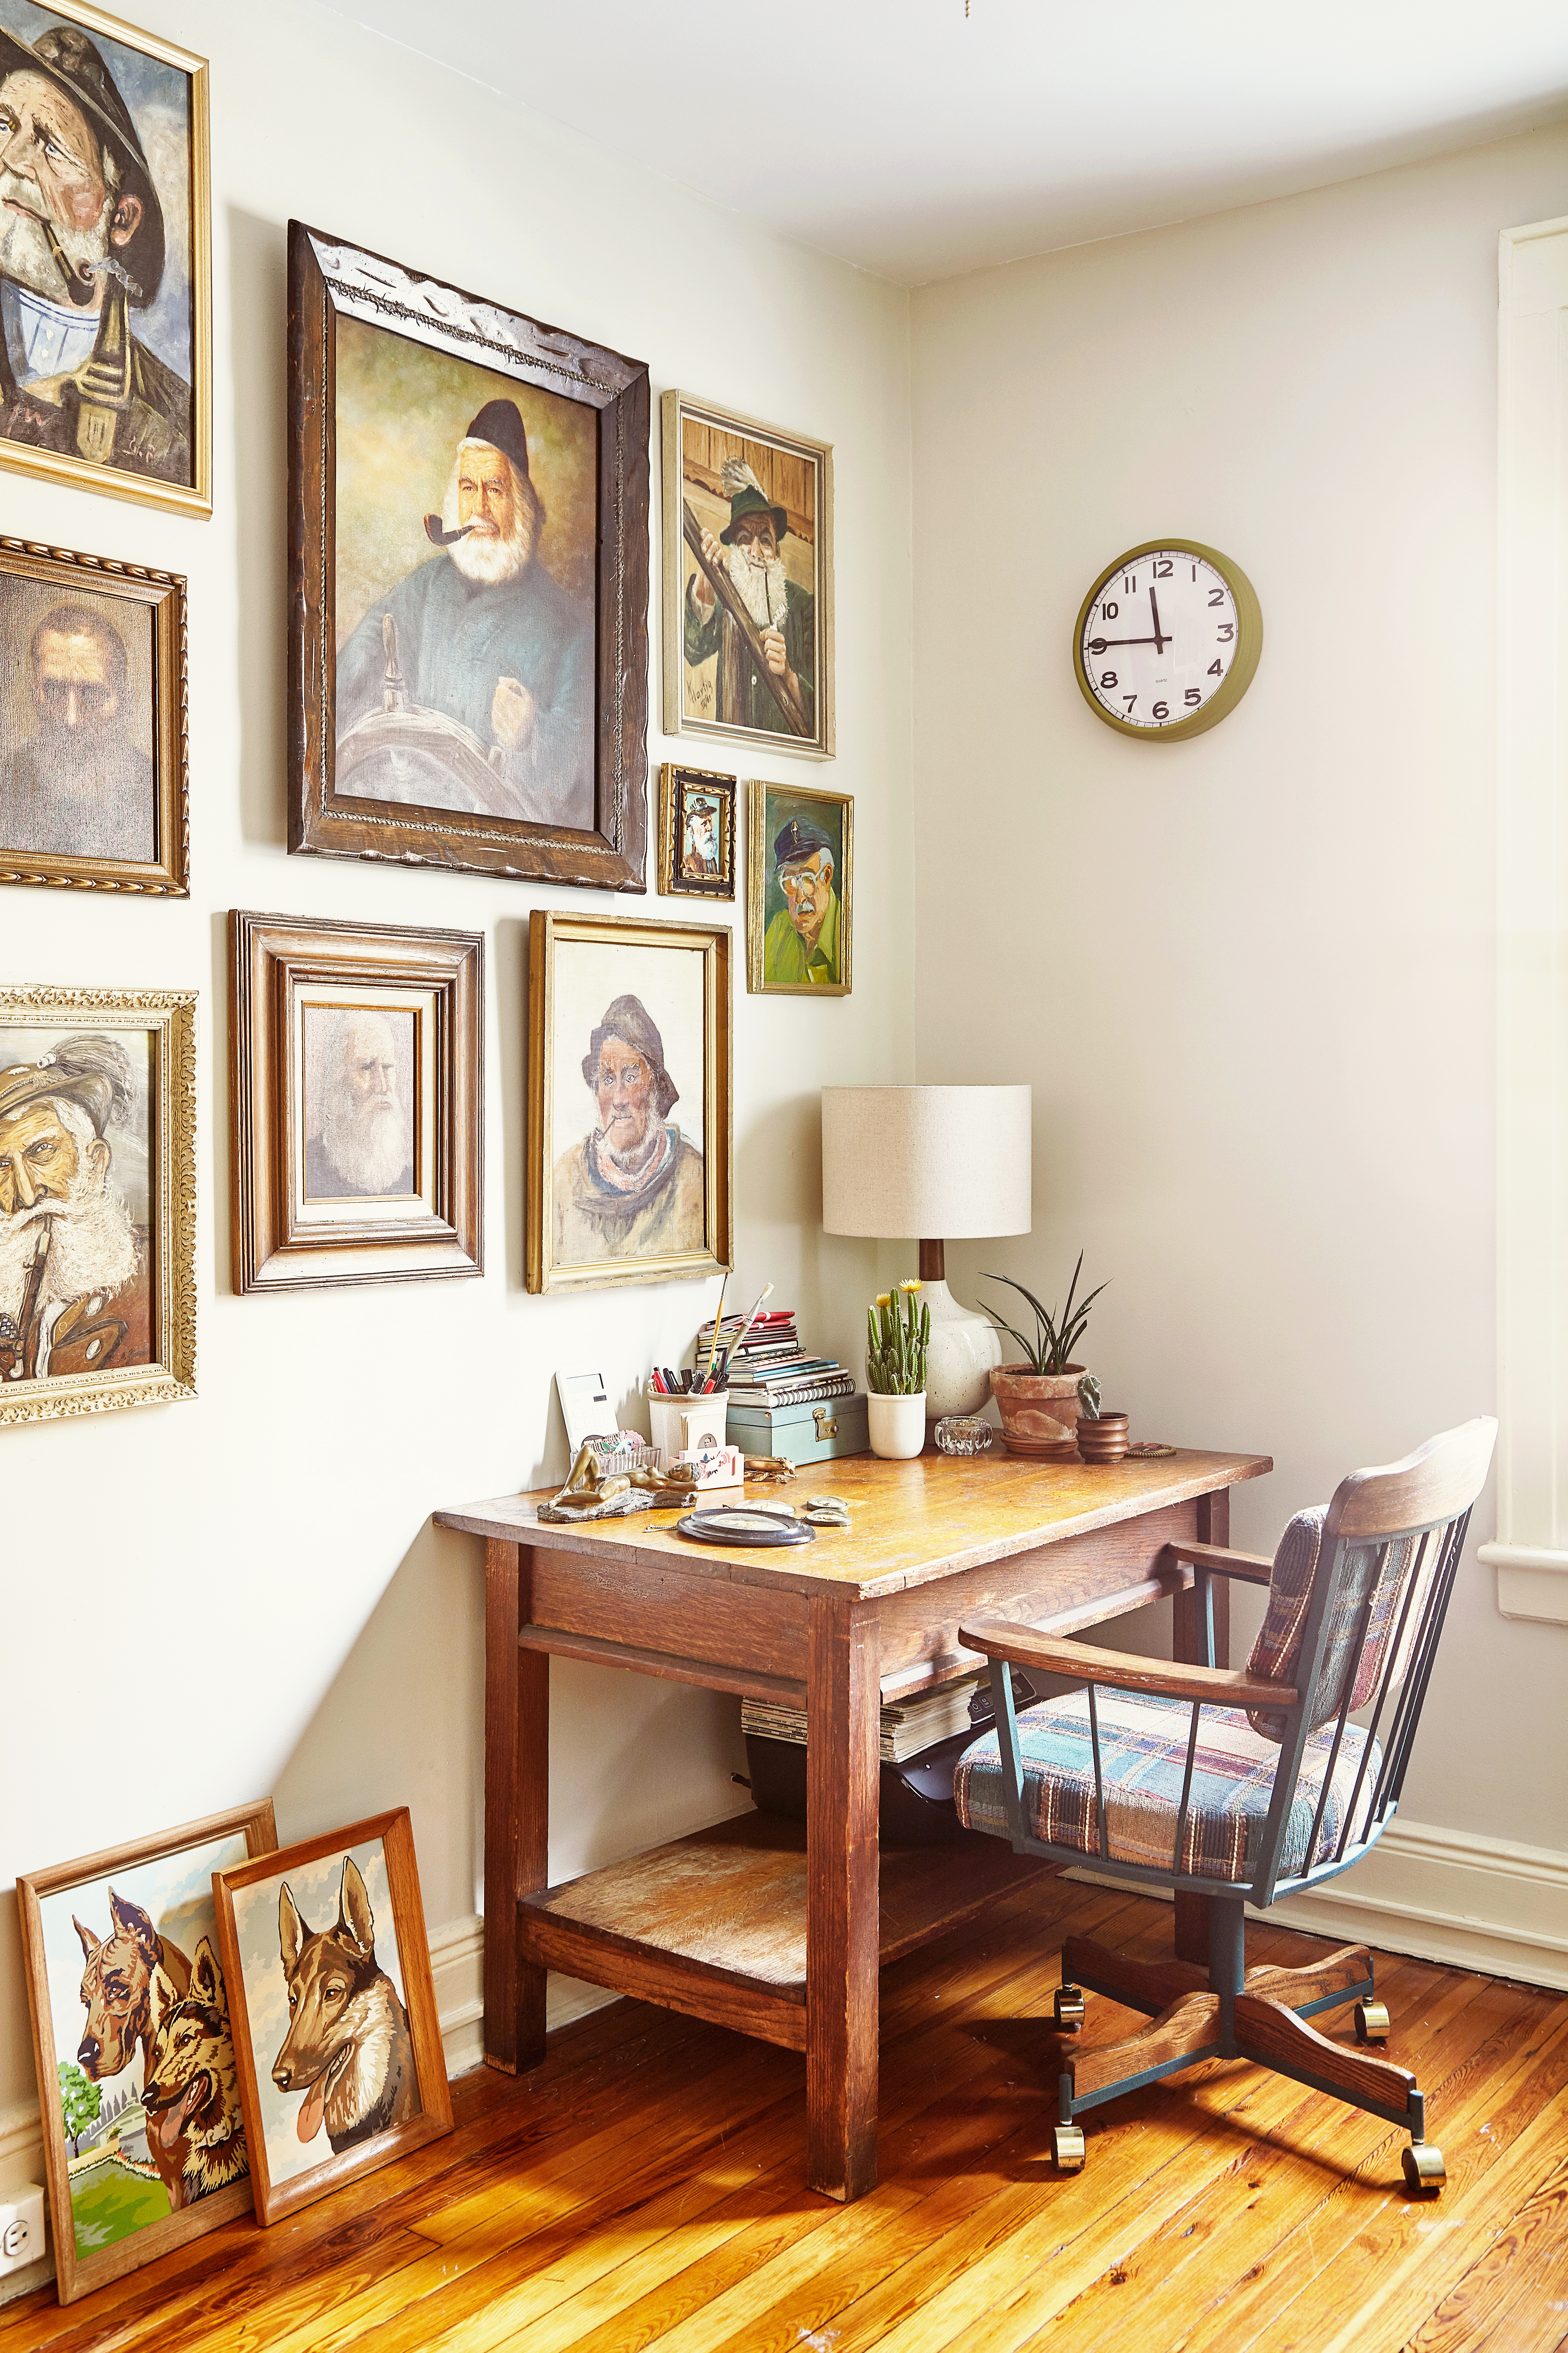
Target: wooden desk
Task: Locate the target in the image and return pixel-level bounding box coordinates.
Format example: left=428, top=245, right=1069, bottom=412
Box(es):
left=436, top=1443, right=1270, bottom=2202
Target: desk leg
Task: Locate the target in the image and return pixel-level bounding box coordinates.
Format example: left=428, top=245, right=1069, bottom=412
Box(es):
left=806, top=1595, right=880, bottom=2202
left=484, top=1539, right=548, bottom=2074
left=1173, top=1489, right=1232, bottom=1968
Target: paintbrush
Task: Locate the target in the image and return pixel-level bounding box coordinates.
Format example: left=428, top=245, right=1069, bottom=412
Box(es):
left=699, top=1271, right=729, bottom=1392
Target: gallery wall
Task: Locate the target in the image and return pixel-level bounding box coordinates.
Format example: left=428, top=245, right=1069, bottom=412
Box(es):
left=0, top=0, right=916, bottom=2138
left=910, top=126, right=1568, bottom=1914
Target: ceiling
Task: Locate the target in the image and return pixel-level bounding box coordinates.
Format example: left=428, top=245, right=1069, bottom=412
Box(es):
left=342, top=0, right=1568, bottom=285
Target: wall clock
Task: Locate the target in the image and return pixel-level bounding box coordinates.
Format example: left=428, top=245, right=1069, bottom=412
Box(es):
left=1073, top=540, right=1262, bottom=741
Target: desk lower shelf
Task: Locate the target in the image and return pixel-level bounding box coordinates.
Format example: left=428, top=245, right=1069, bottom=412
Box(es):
left=518, top=1811, right=1055, bottom=2053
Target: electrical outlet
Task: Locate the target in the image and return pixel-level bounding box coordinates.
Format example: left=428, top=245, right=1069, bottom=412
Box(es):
left=0, top=2186, right=45, bottom=2275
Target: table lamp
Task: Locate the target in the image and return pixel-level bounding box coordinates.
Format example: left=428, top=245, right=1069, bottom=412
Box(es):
left=820, top=1084, right=1032, bottom=1418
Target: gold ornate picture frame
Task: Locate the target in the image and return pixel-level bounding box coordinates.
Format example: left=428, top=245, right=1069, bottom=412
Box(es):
left=0, top=1, right=212, bottom=518
left=229, top=911, right=484, bottom=1293
left=746, top=779, right=852, bottom=996
left=0, top=986, right=196, bottom=1424
left=657, top=762, right=736, bottom=900
left=526, top=907, right=732, bottom=1294
left=0, top=536, right=188, bottom=896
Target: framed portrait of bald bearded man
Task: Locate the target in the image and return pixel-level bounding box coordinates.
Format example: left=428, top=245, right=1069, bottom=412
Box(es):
left=0, top=1, right=210, bottom=515
left=0, top=984, right=195, bottom=1426
left=662, top=389, right=834, bottom=761
left=0, top=533, right=187, bottom=893
left=526, top=908, right=732, bottom=1295
left=288, top=223, right=650, bottom=891
left=229, top=912, right=483, bottom=1294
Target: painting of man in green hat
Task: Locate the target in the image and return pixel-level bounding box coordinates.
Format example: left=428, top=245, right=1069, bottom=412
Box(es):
left=684, top=456, right=816, bottom=741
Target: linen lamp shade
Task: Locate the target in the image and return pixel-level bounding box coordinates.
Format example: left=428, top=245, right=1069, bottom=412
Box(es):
left=821, top=1085, right=1032, bottom=1419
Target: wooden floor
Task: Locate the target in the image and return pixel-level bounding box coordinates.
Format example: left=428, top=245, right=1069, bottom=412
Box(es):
left=6, top=1876, right=1568, bottom=2353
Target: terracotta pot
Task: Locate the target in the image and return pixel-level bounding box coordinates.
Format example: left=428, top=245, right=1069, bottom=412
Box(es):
left=1076, top=1411, right=1130, bottom=1465
left=989, top=1363, right=1089, bottom=1459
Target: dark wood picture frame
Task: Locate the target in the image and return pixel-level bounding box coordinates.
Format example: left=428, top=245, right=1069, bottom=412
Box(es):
left=229, top=911, right=483, bottom=1292
left=212, top=1808, right=452, bottom=2228
left=17, top=1799, right=277, bottom=2305
left=288, top=220, right=650, bottom=889
left=657, top=763, right=736, bottom=900
left=0, top=538, right=188, bottom=896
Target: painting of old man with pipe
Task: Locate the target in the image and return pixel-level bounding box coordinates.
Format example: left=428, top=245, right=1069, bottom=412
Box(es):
left=332, top=315, right=599, bottom=828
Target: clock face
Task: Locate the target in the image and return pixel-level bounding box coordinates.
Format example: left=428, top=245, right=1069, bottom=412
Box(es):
left=1074, top=542, right=1261, bottom=739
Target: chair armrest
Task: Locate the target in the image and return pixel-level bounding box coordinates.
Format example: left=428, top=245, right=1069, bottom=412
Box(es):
left=958, top=1620, right=1298, bottom=1712
left=1164, top=1540, right=1275, bottom=1587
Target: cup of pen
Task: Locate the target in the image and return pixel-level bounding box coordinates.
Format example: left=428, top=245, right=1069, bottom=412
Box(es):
left=649, top=1387, right=729, bottom=1470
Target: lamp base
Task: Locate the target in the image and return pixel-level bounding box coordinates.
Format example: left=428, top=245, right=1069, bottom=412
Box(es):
left=921, top=1280, right=1003, bottom=1419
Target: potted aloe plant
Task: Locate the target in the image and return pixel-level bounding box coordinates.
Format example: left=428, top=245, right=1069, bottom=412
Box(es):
left=865, top=1280, right=930, bottom=1460
left=979, top=1253, right=1108, bottom=1459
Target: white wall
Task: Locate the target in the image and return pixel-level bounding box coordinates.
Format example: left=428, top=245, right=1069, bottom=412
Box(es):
left=910, top=126, right=1568, bottom=1861
left=0, top=0, right=915, bottom=2131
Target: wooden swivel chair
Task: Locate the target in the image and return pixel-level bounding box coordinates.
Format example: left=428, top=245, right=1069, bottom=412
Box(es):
left=953, top=1418, right=1497, bottom=2192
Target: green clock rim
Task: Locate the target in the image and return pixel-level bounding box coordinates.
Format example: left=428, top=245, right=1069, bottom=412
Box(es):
left=1072, top=538, right=1263, bottom=743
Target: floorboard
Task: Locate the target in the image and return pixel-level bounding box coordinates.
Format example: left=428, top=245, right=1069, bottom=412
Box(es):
left=4, top=1890, right=1565, bottom=2353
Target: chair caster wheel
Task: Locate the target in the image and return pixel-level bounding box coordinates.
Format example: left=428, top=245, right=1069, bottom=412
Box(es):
left=1053, top=1984, right=1086, bottom=2030
left=1355, top=2000, right=1390, bottom=2045
left=1402, top=2142, right=1445, bottom=2194
left=1052, top=2123, right=1086, bottom=2173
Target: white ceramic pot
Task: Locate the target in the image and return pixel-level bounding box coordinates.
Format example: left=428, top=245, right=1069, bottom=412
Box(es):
left=867, top=1390, right=927, bottom=1460
left=649, top=1392, right=727, bottom=1469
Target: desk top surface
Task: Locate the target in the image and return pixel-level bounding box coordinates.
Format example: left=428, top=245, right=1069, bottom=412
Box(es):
left=436, top=1445, right=1273, bottom=1600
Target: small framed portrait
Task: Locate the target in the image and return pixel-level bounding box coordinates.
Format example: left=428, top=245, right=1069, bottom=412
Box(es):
left=526, top=908, right=732, bottom=1295
left=0, top=536, right=187, bottom=894
left=662, top=389, right=834, bottom=761
left=289, top=222, right=650, bottom=889
left=658, top=763, right=735, bottom=900
left=0, top=987, right=196, bottom=1425
left=212, top=1809, right=452, bottom=2227
left=747, top=780, right=852, bottom=995
left=229, top=912, right=483, bottom=1294
left=0, top=2, right=210, bottom=517
left=16, top=1800, right=277, bottom=2305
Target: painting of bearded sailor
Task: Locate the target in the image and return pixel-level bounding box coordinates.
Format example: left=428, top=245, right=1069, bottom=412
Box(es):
left=552, top=994, right=704, bottom=1266
left=0, top=1031, right=148, bottom=1384
left=684, top=461, right=816, bottom=741
left=303, top=1009, right=414, bottom=1201
left=334, top=396, right=596, bottom=827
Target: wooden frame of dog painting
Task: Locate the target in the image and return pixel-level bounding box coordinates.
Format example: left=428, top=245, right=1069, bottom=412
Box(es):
left=526, top=907, right=733, bottom=1295
left=212, top=1808, right=452, bottom=2227
left=0, top=985, right=197, bottom=1425
left=0, top=0, right=211, bottom=518
left=16, top=1800, right=277, bottom=2304
left=229, top=911, right=483, bottom=1293
left=657, top=762, right=736, bottom=900
left=661, top=388, right=834, bottom=760
left=0, top=536, right=188, bottom=895
left=289, top=221, right=650, bottom=889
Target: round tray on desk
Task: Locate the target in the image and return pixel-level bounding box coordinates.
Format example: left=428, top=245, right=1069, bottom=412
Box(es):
left=675, top=1506, right=815, bottom=1547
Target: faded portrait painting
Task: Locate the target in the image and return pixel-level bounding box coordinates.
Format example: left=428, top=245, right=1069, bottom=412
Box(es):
left=550, top=939, right=706, bottom=1271
left=0, top=1025, right=152, bottom=1383
left=333, top=315, right=598, bottom=827
left=0, top=0, right=201, bottom=496
left=301, top=1004, right=416, bottom=1202
left=0, top=575, right=155, bottom=863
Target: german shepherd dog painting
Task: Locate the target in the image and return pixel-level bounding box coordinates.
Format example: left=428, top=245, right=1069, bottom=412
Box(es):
left=74, top=1889, right=193, bottom=2210
left=272, top=1857, right=418, bottom=2154
left=140, top=1939, right=247, bottom=2205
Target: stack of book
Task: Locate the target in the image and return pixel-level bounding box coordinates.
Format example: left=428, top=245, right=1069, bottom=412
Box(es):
left=695, top=1306, right=854, bottom=1410
left=742, top=1670, right=986, bottom=1764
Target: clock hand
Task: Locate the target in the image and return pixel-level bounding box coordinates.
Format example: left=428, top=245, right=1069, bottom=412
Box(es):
left=1149, top=586, right=1170, bottom=652
left=1087, top=635, right=1162, bottom=652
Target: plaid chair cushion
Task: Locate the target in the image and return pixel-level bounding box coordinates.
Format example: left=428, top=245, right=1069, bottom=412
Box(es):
left=1244, top=1507, right=1417, bottom=1740
left=954, top=1689, right=1380, bottom=1884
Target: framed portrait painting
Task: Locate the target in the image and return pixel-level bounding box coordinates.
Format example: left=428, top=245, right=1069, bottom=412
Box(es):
left=16, top=1800, right=276, bottom=2304
left=747, top=780, right=852, bottom=996
left=526, top=908, right=732, bottom=1294
left=288, top=222, right=650, bottom=890
left=0, top=1, right=210, bottom=517
left=657, top=763, right=735, bottom=900
left=662, top=388, right=833, bottom=760
left=0, top=985, right=195, bottom=1424
left=0, top=536, right=187, bottom=894
left=212, top=1809, right=452, bottom=2227
left=229, top=911, right=483, bottom=1293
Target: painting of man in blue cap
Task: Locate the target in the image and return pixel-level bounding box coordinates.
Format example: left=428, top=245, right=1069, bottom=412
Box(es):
left=762, top=805, right=845, bottom=989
